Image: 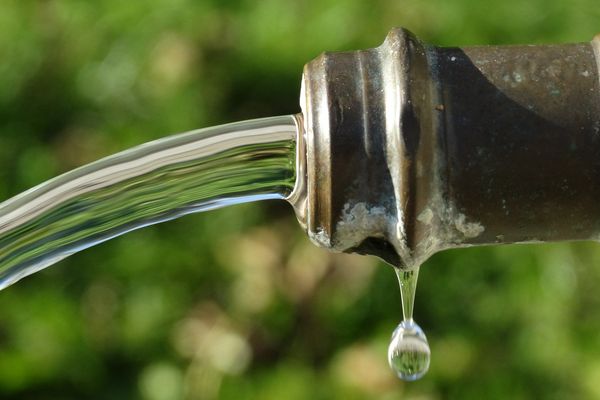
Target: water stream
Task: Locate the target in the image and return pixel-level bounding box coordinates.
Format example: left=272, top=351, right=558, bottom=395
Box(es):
left=0, top=115, right=299, bottom=290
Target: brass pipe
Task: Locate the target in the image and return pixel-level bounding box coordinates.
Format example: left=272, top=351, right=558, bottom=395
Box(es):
left=290, top=28, right=600, bottom=269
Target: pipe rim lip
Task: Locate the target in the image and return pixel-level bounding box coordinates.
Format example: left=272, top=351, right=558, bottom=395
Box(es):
left=294, top=28, right=425, bottom=266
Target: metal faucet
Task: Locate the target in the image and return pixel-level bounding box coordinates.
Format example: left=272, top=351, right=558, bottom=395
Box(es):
left=290, top=28, right=600, bottom=269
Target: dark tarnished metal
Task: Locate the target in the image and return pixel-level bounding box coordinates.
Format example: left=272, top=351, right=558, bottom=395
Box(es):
left=290, top=28, right=600, bottom=268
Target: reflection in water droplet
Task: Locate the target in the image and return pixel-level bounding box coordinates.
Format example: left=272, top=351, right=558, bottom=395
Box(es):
left=388, top=319, right=430, bottom=381
left=388, top=266, right=430, bottom=381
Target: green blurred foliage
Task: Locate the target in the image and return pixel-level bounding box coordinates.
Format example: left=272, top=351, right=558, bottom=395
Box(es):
left=1, top=1, right=600, bottom=399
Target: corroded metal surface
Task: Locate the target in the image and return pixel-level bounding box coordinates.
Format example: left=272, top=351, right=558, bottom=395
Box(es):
left=291, top=28, right=600, bottom=268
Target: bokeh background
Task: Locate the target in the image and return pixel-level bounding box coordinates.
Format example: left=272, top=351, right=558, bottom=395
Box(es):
left=1, top=1, right=600, bottom=399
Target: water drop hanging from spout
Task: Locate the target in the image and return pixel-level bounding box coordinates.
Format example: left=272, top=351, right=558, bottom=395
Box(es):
left=388, top=267, right=430, bottom=381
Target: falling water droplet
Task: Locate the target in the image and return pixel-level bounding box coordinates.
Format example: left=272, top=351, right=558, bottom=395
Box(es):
left=388, top=319, right=430, bottom=381
left=388, top=267, right=430, bottom=381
